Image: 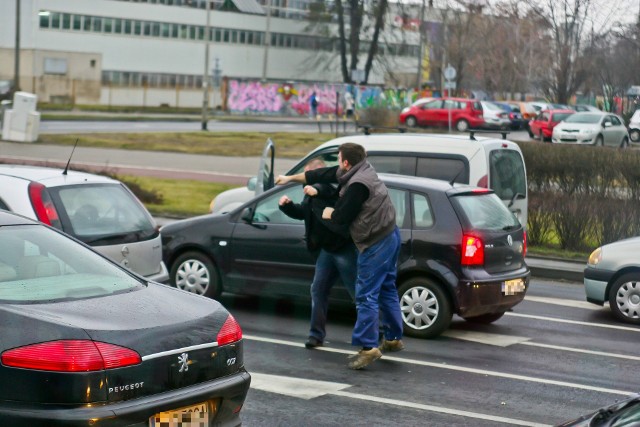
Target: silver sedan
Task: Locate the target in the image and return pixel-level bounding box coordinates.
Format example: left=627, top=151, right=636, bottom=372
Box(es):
left=552, top=112, right=629, bottom=147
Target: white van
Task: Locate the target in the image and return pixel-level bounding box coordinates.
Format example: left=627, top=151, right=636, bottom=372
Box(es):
left=210, top=131, right=528, bottom=226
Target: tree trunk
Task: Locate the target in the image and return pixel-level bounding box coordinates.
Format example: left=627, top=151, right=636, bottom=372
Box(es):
left=363, top=0, right=388, bottom=84
left=335, top=0, right=350, bottom=82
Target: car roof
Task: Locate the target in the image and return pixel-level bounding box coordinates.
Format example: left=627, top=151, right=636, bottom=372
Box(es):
left=0, top=165, right=118, bottom=186
left=0, top=209, right=37, bottom=226
left=313, top=133, right=520, bottom=157
left=378, top=173, right=457, bottom=192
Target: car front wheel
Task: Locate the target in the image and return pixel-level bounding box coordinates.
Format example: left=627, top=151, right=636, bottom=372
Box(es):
left=595, top=135, right=604, bottom=146
left=630, top=129, right=640, bottom=142
left=170, top=251, right=221, bottom=299
left=397, top=277, right=452, bottom=338
left=608, top=273, right=640, bottom=324
left=405, top=116, right=417, bottom=128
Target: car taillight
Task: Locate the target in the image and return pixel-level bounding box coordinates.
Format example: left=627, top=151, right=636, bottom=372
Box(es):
left=523, top=231, right=527, bottom=257
left=28, top=182, right=62, bottom=229
left=476, top=175, right=488, bottom=188
left=217, top=314, right=242, bottom=346
left=461, top=235, right=484, bottom=266
left=1, top=340, right=141, bottom=372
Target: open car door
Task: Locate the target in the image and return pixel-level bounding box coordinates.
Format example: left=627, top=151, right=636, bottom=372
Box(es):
left=254, top=138, right=275, bottom=196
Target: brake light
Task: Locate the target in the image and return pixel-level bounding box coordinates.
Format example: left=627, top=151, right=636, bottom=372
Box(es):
left=217, top=314, right=242, bottom=346
left=27, top=182, right=62, bottom=229
left=1, top=340, right=141, bottom=372
left=461, top=235, right=484, bottom=266
left=523, top=231, right=527, bottom=257
left=476, top=175, right=488, bottom=188
left=472, top=188, right=490, bottom=193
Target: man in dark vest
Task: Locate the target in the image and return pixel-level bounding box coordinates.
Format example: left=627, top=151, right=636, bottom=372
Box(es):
left=276, top=143, right=404, bottom=369
left=278, top=158, right=357, bottom=349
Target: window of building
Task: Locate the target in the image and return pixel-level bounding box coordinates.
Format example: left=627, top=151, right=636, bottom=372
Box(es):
left=124, top=19, right=132, bottom=34
left=44, top=58, right=68, bottom=75
left=197, top=26, right=204, bottom=40
left=134, top=20, right=142, bottom=35
left=62, top=13, right=71, bottom=30
left=39, top=12, right=50, bottom=28
left=144, top=22, right=152, bottom=36
left=172, top=24, right=179, bottom=38
left=189, top=26, right=197, bottom=39
left=114, top=18, right=122, bottom=33
left=151, top=22, right=160, bottom=36
left=161, top=23, right=171, bottom=37
left=239, top=31, right=246, bottom=44
left=73, top=15, right=82, bottom=30
left=50, top=12, right=61, bottom=29
left=231, top=30, right=238, bottom=43
left=223, top=29, right=230, bottom=42
left=180, top=24, right=189, bottom=39
left=214, top=28, right=222, bottom=42
left=247, top=31, right=253, bottom=44
left=104, top=18, right=113, bottom=33
left=83, top=15, right=92, bottom=31
left=92, top=17, right=103, bottom=32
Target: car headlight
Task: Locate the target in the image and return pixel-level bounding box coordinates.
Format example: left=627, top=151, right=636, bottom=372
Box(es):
left=588, top=247, right=602, bottom=266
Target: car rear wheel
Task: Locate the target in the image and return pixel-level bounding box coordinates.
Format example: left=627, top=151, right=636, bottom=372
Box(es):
left=405, top=116, right=417, bottom=128
left=630, top=129, right=640, bottom=142
left=170, top=251, right=221, bottom=299
left=397, top=277, right=452, bottom=338
left=463, top=312, right=506, bottom=324
left=455, top=119, right=469, bottom=132
left=608, top=273, right=640, bottom=325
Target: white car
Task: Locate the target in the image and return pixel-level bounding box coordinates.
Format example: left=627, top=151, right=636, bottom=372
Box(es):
left=628, top=109, right=640, bottom=142
left=0, top=165, right=169, bottom=282
left=552, top=112, right=629, bottom=147
left=480, top=101, right=511, bottom=129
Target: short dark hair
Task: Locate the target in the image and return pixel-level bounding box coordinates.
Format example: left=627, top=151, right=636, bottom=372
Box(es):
left=339, top=143, right=366, bottom=166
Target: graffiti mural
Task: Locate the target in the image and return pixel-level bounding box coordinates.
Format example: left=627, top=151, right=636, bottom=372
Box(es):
left=226, top=79, right=420, bottom=116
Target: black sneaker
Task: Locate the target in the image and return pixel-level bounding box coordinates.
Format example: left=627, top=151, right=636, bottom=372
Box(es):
left=305, top=337, right=323, bottom=349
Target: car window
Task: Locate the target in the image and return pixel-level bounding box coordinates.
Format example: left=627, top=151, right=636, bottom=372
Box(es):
left=422, top=100, right=442, bottom=110
left=541, top=112, right=550, bottom=121
left=450, top=193, right=520, bottom=231
left=611, top=116, right=622, bottom=126
left=473, top=102, right=482, bottom=111
left=459, top=101, right=467, bottom=109
left=368, top=155, right=416, bottom=176
left=387, top=188, right=408, bottom=229
left=53, top=184, right=155, bottom=239
left=0, top=224, right=141, bottom=303
left=489, top=150, right=527, bottom=200
left=0, top=198, right=8, bottom=210
left=412, top=193, right=434, bottom=228
left=416, top=157, right=468, bottom=184
left=253, top=185, right=305, bottom=224
left=603, top=116, right=612, bottom=125
left=443, top=100, right=458, bottom=109
left=290, top=152, right=340, bottom=175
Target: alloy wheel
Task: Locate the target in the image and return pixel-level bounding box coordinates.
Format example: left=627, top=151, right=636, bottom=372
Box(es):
left=614, top=280, right=640, bottom=321
left=175, top=259, right=210, bottom=295
left=400, top=286, right=439, bottom=330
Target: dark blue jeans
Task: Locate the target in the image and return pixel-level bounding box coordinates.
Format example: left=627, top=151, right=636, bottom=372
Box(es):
left=309, top=243, right=358, bottom=341
left=352, top=227, right=403, bottom=348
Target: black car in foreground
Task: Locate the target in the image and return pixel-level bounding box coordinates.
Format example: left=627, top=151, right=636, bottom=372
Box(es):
left=558, top=393, right=640, bottom=427
left=0, top=210, right=249, bottom=426
left=162, top=174, right=530, bottom=339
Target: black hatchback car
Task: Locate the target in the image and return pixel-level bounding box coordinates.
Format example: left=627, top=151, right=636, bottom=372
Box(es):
left=162, top=174, right=530, bottom=339
left=0, top=210, right=249, bottom=426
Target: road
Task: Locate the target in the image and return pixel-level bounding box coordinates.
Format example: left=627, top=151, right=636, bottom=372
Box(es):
left=224, top=277, right=638, bottom=426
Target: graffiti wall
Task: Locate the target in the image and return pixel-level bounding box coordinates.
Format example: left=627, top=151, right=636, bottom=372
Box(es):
left=225, top=79, right=423, bottom=116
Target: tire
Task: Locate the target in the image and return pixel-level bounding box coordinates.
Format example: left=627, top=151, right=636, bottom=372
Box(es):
left=630, top=129, right=640, bottom=142
left=463, top=312, right=506, bottom=324
left=170, top=251, right=221, bottom=299
left=595, top=135, right=604, bottom=146
left=405, top=116, right=417, bottom=128
left=608, top=273, right=640, bottom=325
left=455, top=119, right=469, bottom=132
left=397, top=277, right=452, bottom=339
left=620, top=136, right=629, bottom=149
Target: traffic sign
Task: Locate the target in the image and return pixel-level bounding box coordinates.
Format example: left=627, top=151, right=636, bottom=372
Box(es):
left=444, top=81, right=457, bottom=89
left=444, top=65, right=456, bottom=81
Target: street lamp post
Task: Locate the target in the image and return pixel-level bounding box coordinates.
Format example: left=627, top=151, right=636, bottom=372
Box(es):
left=201, top=0, right=212, bottom=131
left=261, top=0, right=272, bottom=81
left=14, top=0, right=21, bottom=92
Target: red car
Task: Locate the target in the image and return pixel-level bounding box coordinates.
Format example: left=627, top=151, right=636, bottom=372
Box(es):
left=399, top=97, right=485, bottom=132
left=528, top=109, right=574, bottom=141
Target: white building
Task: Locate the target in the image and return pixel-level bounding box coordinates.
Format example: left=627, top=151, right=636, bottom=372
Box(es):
left=0, top=0, right=424, bottom=107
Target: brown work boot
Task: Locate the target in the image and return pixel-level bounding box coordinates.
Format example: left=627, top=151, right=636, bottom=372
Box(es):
left=379, top=339, right=404, bottom=353
left=347, top=348, right=382, bottom=370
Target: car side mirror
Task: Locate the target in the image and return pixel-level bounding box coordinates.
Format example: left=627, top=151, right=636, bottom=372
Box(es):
left=247, top=176, right=257, bottom=191
left=241, top=207, right=254, bottom=223
left=603, top=122, right=612, bottom=128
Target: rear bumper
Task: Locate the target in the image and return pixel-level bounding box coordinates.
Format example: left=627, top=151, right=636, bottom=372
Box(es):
left=455, top=268, right=531, bottom=317
left=0, top=370, right=251, bottom=427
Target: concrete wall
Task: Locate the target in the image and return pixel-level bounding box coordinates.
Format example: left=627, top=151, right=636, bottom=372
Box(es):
left=99, top=86, right=221, bottom=108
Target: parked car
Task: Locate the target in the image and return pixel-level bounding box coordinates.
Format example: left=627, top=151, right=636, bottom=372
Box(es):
left=399, top=97, right=485, bottom=131
left=210, top=132, right=529, bottom=228
left=628, top=109, right=640, bottom=142
left=559, top=393, right=640, bottom=426
left=493, top=102, right=526, bottom=130
left=0, top=210, right=250, bottom=425
left=480, top=101, right=511, bottom=130
left=528, top=109, right=574, bottom=141
left=585, top=237, right=640, bottom=324
left=164, top=175, right=530, bottom=339
left=571, top=104, right=601, bottom=113
left=506, top=101, right=538, bottom=121
left=529, top=101, right=571, bottom=112
left=552, top=112, right=630, bottom=147
left=0, top=165, right=169, bottom=282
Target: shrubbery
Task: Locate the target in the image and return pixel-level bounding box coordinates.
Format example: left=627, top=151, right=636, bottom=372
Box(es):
left=519, top=142, right=640, bottom=251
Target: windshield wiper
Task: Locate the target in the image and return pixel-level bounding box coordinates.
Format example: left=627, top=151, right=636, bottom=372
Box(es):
left=83, top=231, right=142, bottom=245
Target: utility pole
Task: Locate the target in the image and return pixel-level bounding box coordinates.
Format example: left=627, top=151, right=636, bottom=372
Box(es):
left=14, top=0, right=21, bottom=92
left=201, top=0, right=211, bottom=131
left=261, top=0, right=272, bottom=81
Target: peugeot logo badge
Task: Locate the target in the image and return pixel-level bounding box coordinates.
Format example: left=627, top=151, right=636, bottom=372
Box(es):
left=507, top=235, right=513, bottom=246
left=178, top=352, right=189, bottom=372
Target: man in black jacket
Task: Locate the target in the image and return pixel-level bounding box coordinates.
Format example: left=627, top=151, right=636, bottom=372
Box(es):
left=278, top=159, right=357, bottom=349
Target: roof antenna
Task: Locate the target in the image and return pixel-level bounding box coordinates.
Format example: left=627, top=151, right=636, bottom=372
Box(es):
left=449, top=168, right=464, bottom=186
left=62, top=138, right=79, bottom=175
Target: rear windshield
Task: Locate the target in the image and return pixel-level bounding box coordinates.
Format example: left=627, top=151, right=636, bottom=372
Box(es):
left=489, top=150, right=527, bottom=201
left=564, top=113, right=601, bottom=124
left=50, top=184, right=156, bottom=244
left=0, top=225, right=142, bottom=303
left=451, top=193, right=520, bottom=231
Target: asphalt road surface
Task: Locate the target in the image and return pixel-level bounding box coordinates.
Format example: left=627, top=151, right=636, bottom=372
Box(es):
left=222, top=278, right=638, bottom=426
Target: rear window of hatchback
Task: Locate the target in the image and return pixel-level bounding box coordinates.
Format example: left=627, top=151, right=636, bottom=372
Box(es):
left=450, top=192, right=520, bottom=231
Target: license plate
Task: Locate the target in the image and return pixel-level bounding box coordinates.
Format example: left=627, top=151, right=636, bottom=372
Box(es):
left=502, top=278, right=525, bottom=296
left=150, top=402, right=209, bottom=427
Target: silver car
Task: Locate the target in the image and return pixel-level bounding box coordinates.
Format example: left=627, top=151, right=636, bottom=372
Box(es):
left=585, top=238, right=640, bottom=324
left=552, top=112, right=629, bottom=147
left=0, top=165, right=168, bottom=282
